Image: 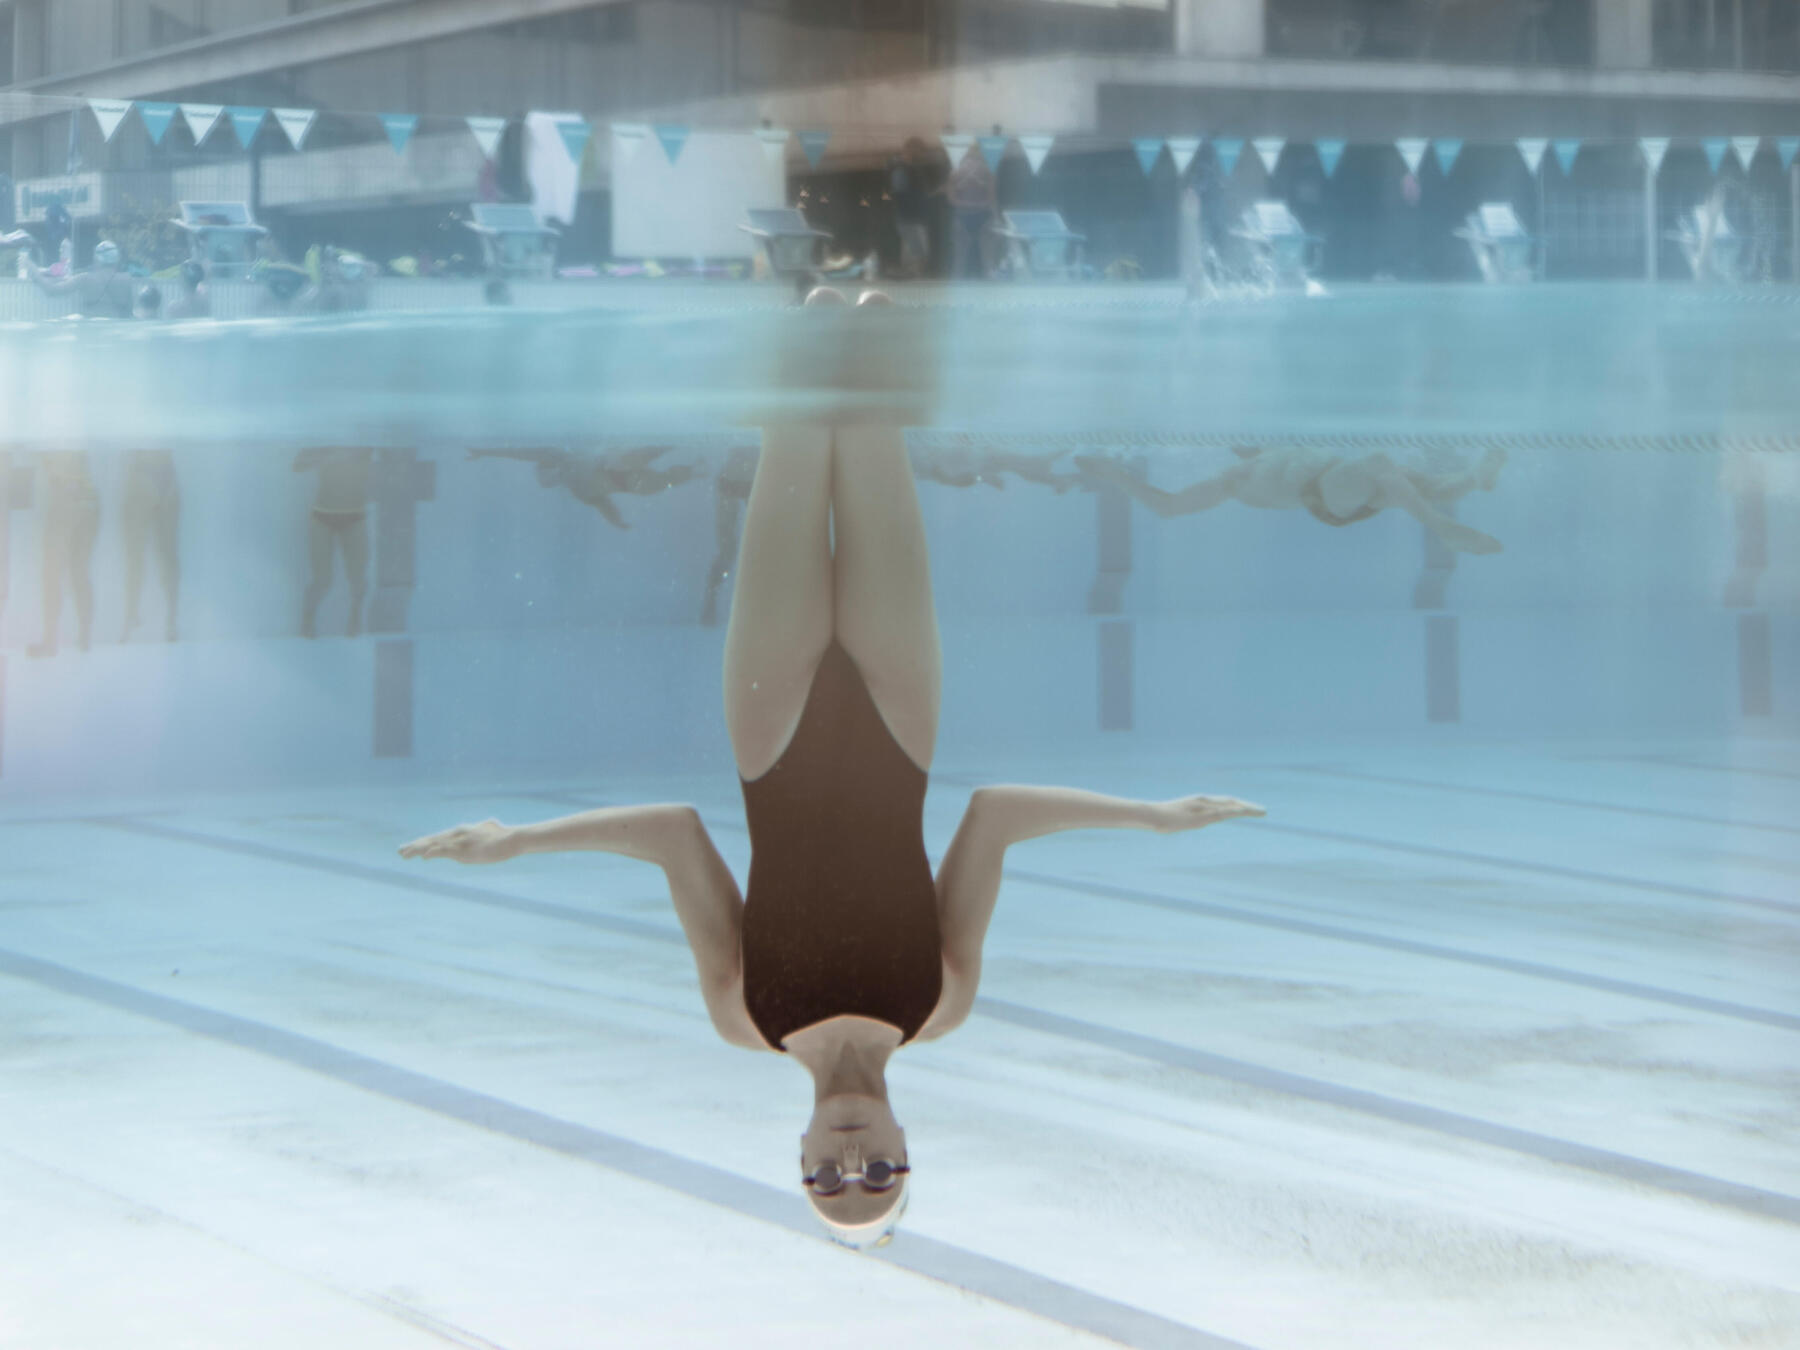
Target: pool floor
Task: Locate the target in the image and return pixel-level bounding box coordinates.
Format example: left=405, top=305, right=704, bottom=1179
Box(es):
left=2, top=735, right=1797, bottom=1349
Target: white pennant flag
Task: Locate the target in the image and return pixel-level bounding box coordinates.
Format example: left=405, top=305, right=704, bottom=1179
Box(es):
left=466, top=115, right=506, bottom=160
left=273, top=108, right=316, bottom=151
left=1516, top=137, right=1549, bottom=175
left=1253, top=137, right=1285, bottom=175
left=940, top=132, right=975, bottom=165
left=1395, top=137, right=1429, bottom=175
left=611, top=122, right=650, bottom=164
left=89, top=99, right=132, bottom=142
left=181, top=103, right=224, bottom=146
left=754, top=126, right=789, bottom=167
left=1018, top=134, right=1055, bottom=175
left=1639, top=136, right=1670, bottom=174
left=1731, top=136, right=1760, bottom=171
left=1166, top=137, right=1201, bottom=176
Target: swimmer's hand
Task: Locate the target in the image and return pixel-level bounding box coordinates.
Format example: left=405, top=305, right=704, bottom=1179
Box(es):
left=1144, top=796, right=1265, bottom=834
left=399, top=818, right=521, bottom=864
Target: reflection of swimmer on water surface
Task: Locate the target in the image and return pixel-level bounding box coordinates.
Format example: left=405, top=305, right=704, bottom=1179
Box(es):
left=468, top=446, right=701, bottom=530
left=28, top=452, right=101, bottom=658
left=295, top=447, right=374, bottom=639
left=915, top=447, right=1079, bottom=492
left=1077, top=444, right=1507, bottom=554
left=122, top=451, right=181, bottom=643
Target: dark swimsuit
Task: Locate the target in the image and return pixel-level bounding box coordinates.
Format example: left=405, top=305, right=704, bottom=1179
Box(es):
left=739, top=641, right=943, bottom=1051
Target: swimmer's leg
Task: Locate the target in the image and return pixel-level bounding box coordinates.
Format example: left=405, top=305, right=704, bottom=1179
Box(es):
left=701, top=477, right=743, bottom=627
left=301, top=514, right=334, bottom=639
left=342, top=516, right=370, bottom=638
left=724, top=427, right=833, bottom=781
left=154, top=493, right=181, bottom=641
left=69, top=500, right=98, bottom=652
left=1074, top=455, right=1242, bottom=518
left=121, top=489, right=150, bottom=638
left=830, top=425, right=939, bottom=772
left=29, top=511, right=66, bottom=658
left=1353, top=455, right=1503, bottom=555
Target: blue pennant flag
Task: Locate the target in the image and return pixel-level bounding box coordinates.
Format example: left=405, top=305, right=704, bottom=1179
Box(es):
left=381, top=113, right=418, bottom=154
left=977, top=134, right=1008, bottom=173
left=228, top=107, right=266, bottom=150
left=560, top=119, right=594, bottom=164
left=1552, top=138, right=1581, bottom=175
left=1314, top=138, right=1345, bottom=178
left=1212, top=138, right=1244, bottom=176
left=1433, top=138, right=1463, bottom=175
left=652, top=123, right=686, bottom=165
left=797, top=130, right=830, bottom=168
left=137, top=102, right=177, bottom=146
left=1132, top=137, right=1164, bottom=176
left=1779, top=137, right=1800, bottom=171
left=1701, top=137, right=1729, bottom=174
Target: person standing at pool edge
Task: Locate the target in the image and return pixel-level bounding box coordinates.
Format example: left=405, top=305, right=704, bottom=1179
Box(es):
left=401, top=289, right=1262, bottom=1247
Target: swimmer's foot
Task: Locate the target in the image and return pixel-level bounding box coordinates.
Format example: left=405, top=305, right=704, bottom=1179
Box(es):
left=1477, top=446, right=1507, bottom=492
left=1437, top=520, right=1503, bottom=555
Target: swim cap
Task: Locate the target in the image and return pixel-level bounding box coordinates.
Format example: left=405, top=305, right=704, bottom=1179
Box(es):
left=93, top=240, right=121, bottom=268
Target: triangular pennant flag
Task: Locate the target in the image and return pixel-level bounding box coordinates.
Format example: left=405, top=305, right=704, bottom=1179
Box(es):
left=977, top=134, right=1008, bottom=173
left=1778, top=137, right=1800, bottom=171
left=1132, top=138, right=1164, bottom=176
left=88, top=99, right=132, bottom=143
left=228, top=107, right=266, bottom=150
left=180, top=104, right=223, bottom=146
left=753, top=126, right=789, bottom=167
left=612, top=123, right=650, bottom=163
left=651, top=123, right=685, bottom=165
left=940, top=132, right=974, bottom=165
left=1639, top=136, right=1670, bottom=174
left=466, top=115, right=506, bottom=160
left=1253, top=137, right=1285, bottom=175
left=1314, top=138, right=1345, bottom=178
left=1395, top=137, right=1429, bottom=175
left=1516, top=137, right=1549, bottom=174
left=1432, top=138, right=1463, bottom=175
left=560, top=119, right=594, bottom=164
left=1731, top=136, right=1760, bottom=171
left=1166, top=137, right=1201, bottom=176
left=380, top=113, right=418, bottom=154
left=138, top=102, right=177, bottom=146
left=1018, top=134, right=1055, bottom=175
left=1702, top=137, right=1729, bottom=174
left=1212, top=138, right=1243, bottom=176
left=797, top=130, right=830, bottom=169
left=273, top=108, right=316, bottom=151
left=1552, top=138, right=1581, bottom=175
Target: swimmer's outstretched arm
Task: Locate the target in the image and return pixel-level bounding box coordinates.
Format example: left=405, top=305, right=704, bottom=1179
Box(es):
left=399, top=806, right=765, bottom=1048
left=915, top=787, right=1263, bottom=1040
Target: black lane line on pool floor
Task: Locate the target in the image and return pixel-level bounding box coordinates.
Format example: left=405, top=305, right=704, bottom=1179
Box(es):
left=85, top=816, right=1800, bottom=1228
left=0, top=946, right=1249, bottom=1350
left=514, top=791, right=1800, bottom=1037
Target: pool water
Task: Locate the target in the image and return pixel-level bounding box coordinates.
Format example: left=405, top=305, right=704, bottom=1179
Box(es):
left=0, top=283, right=1796, bottom=1349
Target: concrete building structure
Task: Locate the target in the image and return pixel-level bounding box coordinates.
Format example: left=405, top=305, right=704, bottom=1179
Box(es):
left=2, top=0, right=1797, bottom=277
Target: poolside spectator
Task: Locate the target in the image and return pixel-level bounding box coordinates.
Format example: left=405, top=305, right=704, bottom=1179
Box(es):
left=1077, top=443, right=1507, bottom=554
left=27, top=452, right=101, bottom=658
left=295, top=447, right=374, bottom=638
left=23, top=238, right=133, bottom=318
left=944, top=149, right=996, bottom=280
left=121, top=451, right=181, bottom=643
left=889, top=139, right=934, bottom=279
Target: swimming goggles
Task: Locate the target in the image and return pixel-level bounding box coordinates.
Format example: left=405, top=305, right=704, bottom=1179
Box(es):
left=803, top=1158, right=909, bottom=1195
